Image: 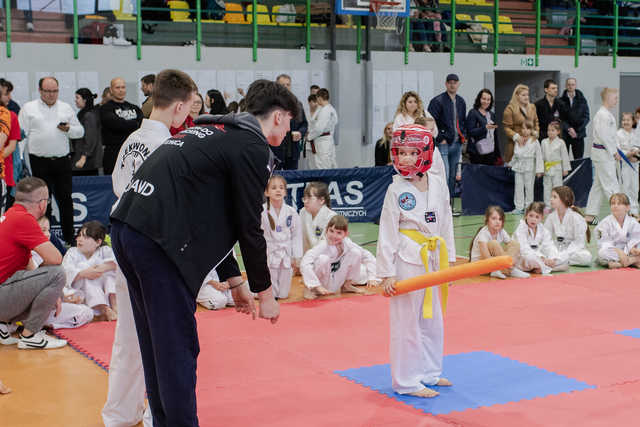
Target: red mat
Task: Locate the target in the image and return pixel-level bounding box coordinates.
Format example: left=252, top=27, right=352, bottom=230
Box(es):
left=55, top=269, right=640, bottom=426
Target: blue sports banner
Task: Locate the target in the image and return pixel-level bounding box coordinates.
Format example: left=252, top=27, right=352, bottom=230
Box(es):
left=279, top=166, right=394, bottom=222
left=49, top=176, right=117, bottom=238
left=49, top=167, right=395, bottom=237
left=461, top=158, right=593, bottom=215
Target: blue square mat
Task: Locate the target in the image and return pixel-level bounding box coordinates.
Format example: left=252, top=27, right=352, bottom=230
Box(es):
left=616, top=328, right=640, bottom=339
left=335, top=351, right=594, bottom=415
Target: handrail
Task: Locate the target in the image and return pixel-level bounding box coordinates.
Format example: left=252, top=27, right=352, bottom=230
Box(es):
left=305, top=0, right=310, bottom=63
left=136, top=0, right=142, bottom=60
left=613, top=0, right=618, bottom=68
left=73, top=0, right=78, bottom=59
left=575, top=0, right=580, bottom=68
left=4, top=0, right=11, bottom=58
left=196, top=0, right=201, bottom=61
left=252, top=0, right=257, bottom=62
left=535, top=0, right=540, bottom=66
left=494, top=0, right=499, bottom=66
left=450, top=0, right=456, bottom=65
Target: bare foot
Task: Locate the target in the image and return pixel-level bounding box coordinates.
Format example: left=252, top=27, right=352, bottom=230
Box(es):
left=436, top=377, right=452, bottom=386
left=315, top=286, right=330, bottom=296
left=341, top=281, right=365, bottom=294
left=408, top=387, right=439, bottom=398
left=608, top=261, right=623, bottom=269
left=0, top=380, right=11, bottom=394
left=303, top=288, right=317, bottom=300
left=105, top=307, right=118, bottom=322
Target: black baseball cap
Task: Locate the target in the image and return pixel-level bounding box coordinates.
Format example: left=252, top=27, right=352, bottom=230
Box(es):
left=446, top=73, right=459, bottom=82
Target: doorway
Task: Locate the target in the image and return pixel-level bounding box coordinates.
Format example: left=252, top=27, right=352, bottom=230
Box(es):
left=492, top=70, right=561, bottom=156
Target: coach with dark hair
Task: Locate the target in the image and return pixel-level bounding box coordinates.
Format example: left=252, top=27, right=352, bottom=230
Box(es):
left=535, top=79, right=566, bottom=141
left=110, top=79, right=299, bottom=426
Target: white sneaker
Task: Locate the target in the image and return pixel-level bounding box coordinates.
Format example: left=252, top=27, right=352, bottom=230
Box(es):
left=490, top=270, right=507, bottom=279
left=113, top=37, right=132, bottom=46
left=0, top=323, right=19, bottom=345
left=509, top=267, right=531, bottom=279
left=103, top=36, right=113, bottom=45
left=18, top=330, right=67, bottom=350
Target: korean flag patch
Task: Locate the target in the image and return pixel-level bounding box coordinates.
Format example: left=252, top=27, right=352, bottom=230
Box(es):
left=425, top=211, right=436, bottom=223
left=286, top=215, right=292, bottom=228
left=315, top=226, right=322, bottom=237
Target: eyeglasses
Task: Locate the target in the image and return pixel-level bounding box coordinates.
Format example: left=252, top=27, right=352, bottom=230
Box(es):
left=40, top=89, right=59, bottom=94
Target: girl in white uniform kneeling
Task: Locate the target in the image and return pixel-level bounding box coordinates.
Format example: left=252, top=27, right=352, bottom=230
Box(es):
left=299, top=181, right=337, bottom=253
left=377, top=123, right=456, bottom=398
left=594, top=193, right=640, bottom=269
left=196, top=267, right=235, bottom=310
left=514, top=202, right=567, bottom=275
left=261, top=175, right=303, bottom=299
left=300, top=215, right=377, bottom=299
left=544, top=186, right=592, bottom=267
left=469, top=206, right=529, bottom=279
left=62, top=221, right=118, bottom=321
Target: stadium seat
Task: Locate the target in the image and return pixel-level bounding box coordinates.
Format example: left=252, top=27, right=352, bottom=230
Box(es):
left=475, top=14, right=494, bottom=32
left=168, top=0, right=191, bottom=22
left=224, top=3, right=247, bottom=24
left=247, top=4, right=276, bottom=25
left=273, top=5, right=301, bottom=26
left=113, top=0, right=136, bottom=21
left=498, top=15, right=521, bottom=34
left=455, top=14, right=472, bottom=32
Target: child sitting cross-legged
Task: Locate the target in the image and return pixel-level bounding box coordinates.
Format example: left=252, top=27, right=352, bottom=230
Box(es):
left=300, top=215, right=377, bottom=299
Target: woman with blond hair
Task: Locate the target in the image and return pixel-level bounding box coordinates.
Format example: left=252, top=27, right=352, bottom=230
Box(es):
left=502, top=84, right=540, bottom=162
left=375, top=122, right=394, bottom=166
left=392, top=91, right=438, bottom=138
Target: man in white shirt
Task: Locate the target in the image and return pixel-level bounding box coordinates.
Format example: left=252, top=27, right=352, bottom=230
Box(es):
left=19, top=77, right=84, bottom=245
left=306, top=88, right=338, bottom=169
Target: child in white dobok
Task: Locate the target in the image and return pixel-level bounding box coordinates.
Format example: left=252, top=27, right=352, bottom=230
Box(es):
left=541, top=121, right=571, bottom=208
left=514, top=202, right=567, bottom=275
left=511, top=121, right=543, bottom=214
left=301, top=215, right=376, bottom=299
left=594, top=193, right=640, bottom=269
left=377, top=123, right=456, bottom=398
left=616, top=112, right=640, bottom=215
left=468, top=205, right=529, bottom=279
left=544, top=186, right=592, bottom=267
left=196, top=265, right=235, bottom=310
left=32, top=217, right=94, bottom=329
left=261, top=174, right=302, bottom=299
left=299, top=181, right=337, bottom=253
left=62, top=221, right=118, bottom=321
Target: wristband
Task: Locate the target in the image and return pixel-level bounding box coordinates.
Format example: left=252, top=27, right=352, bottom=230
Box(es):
left=228, top=280, right=247, bottom=290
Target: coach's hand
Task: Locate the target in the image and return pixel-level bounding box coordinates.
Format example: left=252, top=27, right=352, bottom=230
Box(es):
left=258, top=287, right=280, bottom=324
left=230, top=281, right=257, bottom=320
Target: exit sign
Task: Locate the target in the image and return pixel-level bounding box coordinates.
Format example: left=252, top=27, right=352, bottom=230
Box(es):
left=520, top=57, right=535, bottom=67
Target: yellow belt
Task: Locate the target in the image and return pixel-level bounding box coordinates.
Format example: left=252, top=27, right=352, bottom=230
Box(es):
left=544, top=160, right=561, bottom=172
left=399, top=229, right=449, bottom=319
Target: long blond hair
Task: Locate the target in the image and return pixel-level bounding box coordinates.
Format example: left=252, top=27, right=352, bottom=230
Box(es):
left=395, top=91, right=425, bottom=119
left=509, top=84, right=530, bottom=108
left=377, top=122, right=393, bottom=148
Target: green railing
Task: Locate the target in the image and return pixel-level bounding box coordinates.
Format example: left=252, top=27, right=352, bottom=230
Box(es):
left=2, top=0, right=639, bottom=67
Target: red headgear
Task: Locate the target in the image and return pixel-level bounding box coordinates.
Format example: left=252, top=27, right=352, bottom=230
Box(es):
left=390, top=124, right=434, bottom=178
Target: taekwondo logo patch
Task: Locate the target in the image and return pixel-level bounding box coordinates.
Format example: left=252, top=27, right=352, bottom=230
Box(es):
left=276, top=225, right=282, bottom=232
left=286, top=215, right=292, bottom=227
left=315, top=226, right=322, bottom=237
left=331, top=259, right=341, bottom=273
left=557, top=236, right=565, bottom=242
left=425, top=211, right=436, bottom=223
left=398, top=192, right=416, bottom=211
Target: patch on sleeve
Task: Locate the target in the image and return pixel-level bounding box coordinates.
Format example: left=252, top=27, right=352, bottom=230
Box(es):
left=398, top=192, right=416, bottom=211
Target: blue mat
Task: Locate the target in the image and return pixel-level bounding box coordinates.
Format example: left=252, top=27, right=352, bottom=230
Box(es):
left=335, top=351, right=595, bottom=415
left=616, top=328, right=640, bottom=339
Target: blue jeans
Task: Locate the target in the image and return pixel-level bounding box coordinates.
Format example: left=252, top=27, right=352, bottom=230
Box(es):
left=437, top=141, right=461, bottom=200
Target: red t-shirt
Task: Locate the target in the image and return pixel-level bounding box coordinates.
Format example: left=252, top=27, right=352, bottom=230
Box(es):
left=0, top=204, right=48, bottom=283
left=169, top=115, right=196, bottom=136
left=3, top=111, right=20, bottom=187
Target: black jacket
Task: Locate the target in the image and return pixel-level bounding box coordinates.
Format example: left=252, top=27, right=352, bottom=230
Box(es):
left=428, top=92, right=467, bottom=145
left=375, top=138, right=391, bottom=166
left=72, top=108, right=103, bottom=172
left=534, top=96, right=566, bottom=140
left=111, top=113, right=273, bottom=297
left=100, top=100, right=143, bottom=148
left=559, top=89, right=590, bottom=139
left=465, top=108, right=500, bottom=159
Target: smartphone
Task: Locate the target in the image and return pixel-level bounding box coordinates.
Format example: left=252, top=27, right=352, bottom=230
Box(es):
left=59, top=122, right=68, bottom=126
